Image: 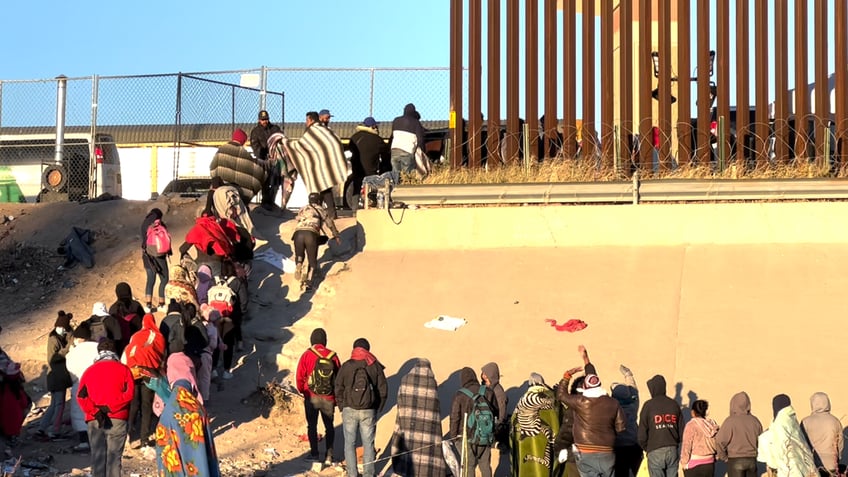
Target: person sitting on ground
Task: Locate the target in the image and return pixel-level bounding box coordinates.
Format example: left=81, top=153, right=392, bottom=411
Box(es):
left=209, top=128, right=269, bottom=204
left=292, top=192, right=341, bottom=289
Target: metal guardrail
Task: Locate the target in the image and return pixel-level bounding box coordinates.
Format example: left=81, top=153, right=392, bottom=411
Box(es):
left=389, top=178, right=848, bottom=206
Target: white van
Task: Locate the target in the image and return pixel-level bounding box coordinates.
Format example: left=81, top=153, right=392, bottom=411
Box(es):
left=0, top=132, right=122, bottom=202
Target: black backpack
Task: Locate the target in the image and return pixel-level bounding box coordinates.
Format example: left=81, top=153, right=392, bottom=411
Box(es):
left=87, top=315, right=109, bottom=343
left=459, top=385, right=495, bottom=446
left=308, top=347, right=336, bottom=396
left=348, top=365, right=375, bottom=410
left=165, top=312, right=188, bottom=354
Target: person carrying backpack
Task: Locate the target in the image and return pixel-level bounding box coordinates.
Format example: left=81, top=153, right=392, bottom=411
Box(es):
left=85, top=302, right=122, bottom=347
left=450, top=366, right=499, bottom=477
left=108, top=282, right=144, bottom=353
left=296, top=328, right=341, bottom=464
left=334, top=338, right=388, bottom=477
left=141, top=208, right=171, bottom=312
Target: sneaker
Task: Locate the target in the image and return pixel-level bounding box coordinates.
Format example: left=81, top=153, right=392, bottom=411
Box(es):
left=221, top=371, right=234, bottom=380
left=73, top=442, right=90, bottom=452
left=294, top=262, right=302, bottom=281
left=146, top=303, right=156, bottom=313
left=323, top=455, right=334, bottom=466
left=211, top=369, right=218, bottom=379
left=304, top=453, right=320, bottom=462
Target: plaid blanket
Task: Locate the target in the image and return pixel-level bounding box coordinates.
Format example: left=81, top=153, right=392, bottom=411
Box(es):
left=391, top=358, right=447, bottom=476
left=209, top=142, right=268, bottom=201
left=281, top=125, right=348, bottom=193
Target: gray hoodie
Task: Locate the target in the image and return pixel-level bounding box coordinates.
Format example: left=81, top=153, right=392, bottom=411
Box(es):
left=800, top=392, right=843, bottom=471
left=481, top=362, right=508, bottom=422
left=715, top=392, right=763, bottom=460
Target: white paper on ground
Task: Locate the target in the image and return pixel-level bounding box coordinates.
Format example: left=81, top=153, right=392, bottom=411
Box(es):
left=424, top=315, right=468, bottom=331
left=253, top=248, right=297, bottom=274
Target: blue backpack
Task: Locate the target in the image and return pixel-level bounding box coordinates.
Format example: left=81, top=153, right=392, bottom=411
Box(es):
left=459, top=385, right=495, bottom=446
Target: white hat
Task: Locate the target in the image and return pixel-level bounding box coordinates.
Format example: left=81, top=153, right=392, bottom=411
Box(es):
left=91, top=302, right=110, bottom=317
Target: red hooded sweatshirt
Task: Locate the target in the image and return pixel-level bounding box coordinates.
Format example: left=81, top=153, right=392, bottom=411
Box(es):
left=123, top=313, right=166, bottom=380
left=77, top=356, right=134, bottom=421
left=296, top=344, right=341, bottom=403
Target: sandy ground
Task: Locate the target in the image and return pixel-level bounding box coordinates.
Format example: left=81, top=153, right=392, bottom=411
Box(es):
left=0, top=198, right=847, bottom=476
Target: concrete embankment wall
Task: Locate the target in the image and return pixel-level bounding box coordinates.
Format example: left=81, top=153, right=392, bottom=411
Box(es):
left=356, top=202, right=848, bottom=250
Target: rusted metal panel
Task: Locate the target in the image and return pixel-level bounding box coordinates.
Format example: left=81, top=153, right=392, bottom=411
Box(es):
left=638, top=0, right=653, bottom=171
left=754, top=0, right=769, bottom=166
left=774, top=0, right=789, bottom=164
left=619, top=0, right=634, bottom=173
left=544, top=0, right=558, bottom=160
left=677, top=0, right=691, bottom=166
left=526, top=0, right=539, bottom=162
left=506, top=0, right=520, bottom=163
left=815, top=0, right=830, bottom=168
left=600, top=0, right=614, bottom=168
left=562, top=1, right=577, bottom=159
left=837, top=0, right=848, bottom=168
left=696, top=0, right=711, bottom=166
left=469, top=0, right=482, bottom=168
left=487, top=0, right=501, bottom=168
left=795, top=0, right=810, bottom=161
left=582, top=0, right=596, bottom=161
left=658, top=0, right=673, bottom=171
left=449, top=0, right=463, bottom=168
left=716, top=0, right=731, bottom=165
left=736, top=0, right=750, bottom=166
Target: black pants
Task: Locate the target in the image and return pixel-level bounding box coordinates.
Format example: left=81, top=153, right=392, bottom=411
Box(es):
left=304, top=396, right=335, bottom=458
left=615, top=444, right=644, bottom=477
left=293, top=230, right=319, bottom=276
left=727, top=457, right=758, bottom=477
left=684, top=463, right=715, bottom=477
left=127, top=379, right=156, bottom=443
left=262, top=173, right=281, bottom=206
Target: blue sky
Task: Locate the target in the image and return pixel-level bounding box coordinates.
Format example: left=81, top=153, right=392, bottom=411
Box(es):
left=0, top=0, right=839, bottom=123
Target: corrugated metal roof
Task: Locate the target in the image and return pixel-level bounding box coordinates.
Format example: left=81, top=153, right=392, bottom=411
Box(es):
left=0, top=120, right=451, bottom=145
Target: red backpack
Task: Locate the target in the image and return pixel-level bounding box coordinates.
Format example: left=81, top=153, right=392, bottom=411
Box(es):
left=146, top=219, right=172, bottom=256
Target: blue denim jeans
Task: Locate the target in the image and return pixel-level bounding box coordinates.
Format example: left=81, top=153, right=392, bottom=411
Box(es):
left=647, top=446, right=680, bottom=477
left=87, top=418, right=127, bottom=477
left=39, top=390, right=66, bottom=434
left=342, top=408, right=376, bottom=477
left=577, top=450, right=616, bottom=477
left=390, top=149, right=415, bottom=175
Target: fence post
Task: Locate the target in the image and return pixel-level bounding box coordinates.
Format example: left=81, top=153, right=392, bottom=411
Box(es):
left=718, top=115, right=726, bottom=172
left=231, top=85, right=236, bottom=129
left=90, top=75, right=100, bottom=198
left=0, top=80, right=3, bottom=129
left=55, top=75, right=68, bottom=166
left=614, top=124, right=620, bottom=175
left=369, top=68, right=375, bottom=117
left=174, top=73, right=183, bottom=182
left=632, top=169, right=640, bottom=205
left=260, top=65, right=267, bottom=111
left=523, top=122, right=531, bottom=174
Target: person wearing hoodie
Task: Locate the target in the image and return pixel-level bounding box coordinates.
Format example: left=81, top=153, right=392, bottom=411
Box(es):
left=77, top=339, right=135, bottom=477
left=108, top=282, right=144, bottom=352
left=141, top=208, right=170, bottom=311
left=611, top=364, right=642, bottom=477
left=349, top=117, right=390, bottom=209
left=450, top=366, right=499, bottom=477
left=195, top=264, right=214, bottom=305
left=85, top=302, right=123, bottom=347
left=37, top=311, right=74, bottom=441
left=680, top=400, right=719, bottom=477
left=66, top=323, right=99, bottom=452
left=638, top=374, right=684, bottom=477
left=801, top=392, right=843, bottom=476
left=121, top=312, right=165, bottom=449
left=557, top=345, right=626, bottom=477
left=481, top=361, right=509, bottom=448
left=389, top=103, right=427, bottom=175
left=334, top=338, right=388, bottom=477
left=715, top=392, right=763, bottom=477
left=758, top=394, right=817, bottom=477
left=296, top=328, right=342, bottom=464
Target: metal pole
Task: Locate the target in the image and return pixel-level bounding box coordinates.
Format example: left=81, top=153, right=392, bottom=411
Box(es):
left=581, top=0, right=595, bottom=161
left=523, top=122, right=531, bottom=174
left=614, top=124, right=621, bottom=174
left=815, top=0, right=829, bottom=168
left=796, top=0, right=810, bottom=161
left=259, top=65, right=267, bottom=111
left=369, top=68, right=375, bottom=117
left=619, top=0, right=633, bottom=173
left=487, top=0, right=501, bottom=168
left=450, top=0, right=464, bottom=168
left=469, top=0, right=482, bottom=168
left=90, top=75, right=100, bottom=198
left=774, top=0, right=789, bottom=164
left=0, top=81, right=3, bottom=130
left=600, top=0, right=614, bottom=168
left=543, top=0, right=558, bottom=161
left=718, top=115, right=726, bottom=172
left=54, top=75, right=67, bottom=165
left=461, top=413, right=468, bottom=477
left=174, top=73, right=183, bottom=182
left=677, top=0, right=691, bottom=165
left=231, top=85, right=236, bottom=130
left=526, top=0, right=539, bottom=162
left=562, top=0, right=577, bottom=159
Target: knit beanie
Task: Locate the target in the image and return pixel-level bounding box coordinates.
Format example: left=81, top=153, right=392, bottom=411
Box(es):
left=232, top=128, right=248, bottom=145
left=310, top=328, right=327, bottom=346
left=54, top=311, right=73, bottom=329
left=353, top=338, right=370, bottom=351
left=583, top=374, right=602, bottom=389
left=772, top=394, right=792, bottom=417
left=115, top=282, right=132, bottom=301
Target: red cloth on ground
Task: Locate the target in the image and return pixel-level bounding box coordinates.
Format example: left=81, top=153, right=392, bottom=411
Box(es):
left=545, top=318, right=588, bottom=332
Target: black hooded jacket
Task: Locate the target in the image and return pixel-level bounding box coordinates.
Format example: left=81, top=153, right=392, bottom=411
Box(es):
left=108, top=282, right=144, bottom=335
left=637, top=375, right=683, bottom=452
left=449, top=367, right=498, bottom=438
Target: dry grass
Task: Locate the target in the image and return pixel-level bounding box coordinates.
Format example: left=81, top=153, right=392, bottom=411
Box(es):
left=411, top=158, right=846, bottom=185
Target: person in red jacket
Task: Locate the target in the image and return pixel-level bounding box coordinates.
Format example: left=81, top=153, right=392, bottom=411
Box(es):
left=296, top=328, right=341, bottom=464
left=77, top=339, right=135, bottom=477
left=121, top=313, right=165, bottom=449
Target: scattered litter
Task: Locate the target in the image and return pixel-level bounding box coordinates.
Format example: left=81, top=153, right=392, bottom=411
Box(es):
left=545, top=319, right=588, bottom=333
left=424, top=315, right=467, bottom=331
left=263, top=448, right=279, bottom=458
left=252, top=248, right=296, bottom=274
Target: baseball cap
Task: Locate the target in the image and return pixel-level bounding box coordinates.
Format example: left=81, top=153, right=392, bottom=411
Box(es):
left=258, top=110, right=270, bottom=120
left=318, top=109, right=332, bottom=117
left=363, top=117, right=378, bottom=128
